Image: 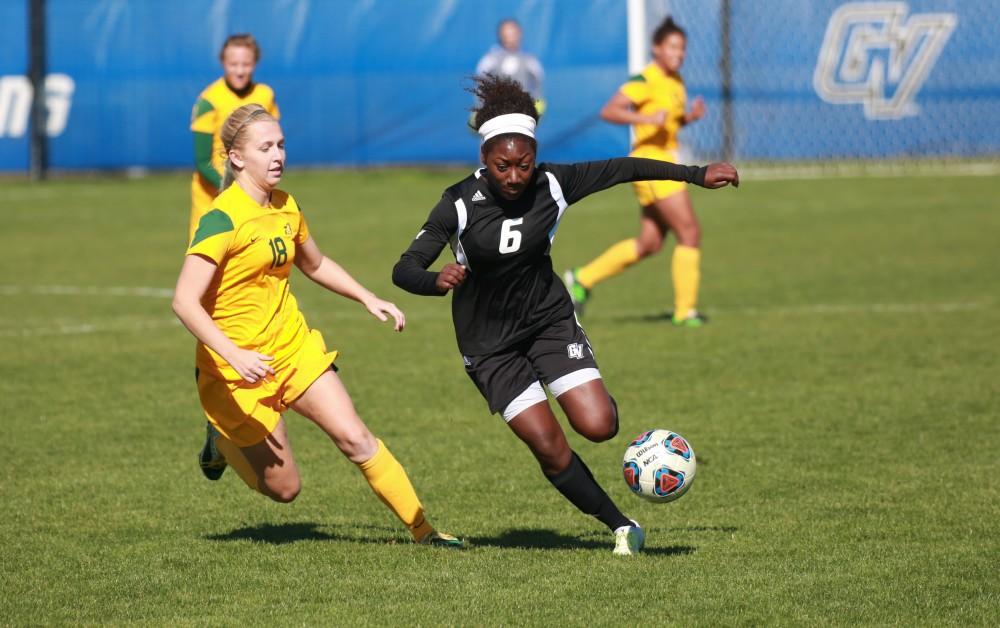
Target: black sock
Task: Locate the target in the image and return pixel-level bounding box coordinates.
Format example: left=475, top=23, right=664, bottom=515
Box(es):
left=545, top=451, right=631, bottom=531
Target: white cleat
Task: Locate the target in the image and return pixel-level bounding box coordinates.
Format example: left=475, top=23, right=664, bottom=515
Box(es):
left=613, top=520, right=645, bottom=556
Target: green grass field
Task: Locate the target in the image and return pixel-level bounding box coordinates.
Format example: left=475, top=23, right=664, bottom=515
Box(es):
left=4, top=167, right=999, bottom=625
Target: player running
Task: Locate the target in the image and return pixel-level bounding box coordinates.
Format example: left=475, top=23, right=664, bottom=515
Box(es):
left=188, top=34, right=280, bottom=242
left=392, top=75, right=737, bottom=555
left=564, top=17, right=711, bottom=326
left=173, top=104, right=461, bottom=548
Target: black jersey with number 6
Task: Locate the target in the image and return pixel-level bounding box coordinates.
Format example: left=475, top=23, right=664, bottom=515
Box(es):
left=392, top=157, right=707, bottom=355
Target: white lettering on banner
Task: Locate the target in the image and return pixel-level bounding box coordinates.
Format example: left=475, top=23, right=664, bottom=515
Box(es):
left=813, top=2, right=956, bottom=120
left=0, top=74, right=75, bottom=138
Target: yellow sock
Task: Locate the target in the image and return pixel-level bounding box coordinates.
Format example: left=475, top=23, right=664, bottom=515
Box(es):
left=215, top=436, right=263, bottom=494
left=672, top=245, right=701, bottom=319
left=358, top=439, right=434, bottom=542
left=576, top=238, right=641, bottom=289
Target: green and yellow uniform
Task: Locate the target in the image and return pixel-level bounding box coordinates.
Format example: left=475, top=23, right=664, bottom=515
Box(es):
left=189, top=79, right=279, bottom=240
left=619, top=62, right=688, bottom=205
left=187, top=183, right=335, bottom=447
left=574, top=63, right=702, bottom=321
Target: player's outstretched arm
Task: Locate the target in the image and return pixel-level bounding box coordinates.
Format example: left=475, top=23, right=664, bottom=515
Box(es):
left=296, top=236, right=405, bottom=331
left=548, top=158, right=739, bottom=206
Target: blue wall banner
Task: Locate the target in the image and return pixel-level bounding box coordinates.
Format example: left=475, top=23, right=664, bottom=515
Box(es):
left=0, top=0, right=996, bottom=171
left=661, top=0, right=996, bottom=160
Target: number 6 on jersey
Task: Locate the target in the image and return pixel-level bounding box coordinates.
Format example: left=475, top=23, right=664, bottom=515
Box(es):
left=499, top=217, right=523, bottom=254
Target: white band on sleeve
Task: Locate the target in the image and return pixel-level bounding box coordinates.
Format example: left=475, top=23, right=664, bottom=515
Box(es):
left=548, top=368, right=602, bottom=398
left=502, top=381, right=547, bottom=423
left=478, top=113, right=536, bottom=145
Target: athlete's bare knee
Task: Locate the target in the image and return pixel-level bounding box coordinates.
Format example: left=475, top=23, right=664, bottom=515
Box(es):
left=528, top=428, right=571, bottom=472
left=537, top=447, right=572, bottom=476
left=532, top=430, right=565, bottom=461
left=608, top=396, right=620, bottom=438
left=579, top=413, right=618, bottom=442
left=269, top=486, right=300, bottom=504
left=262, top=475, right=301, bottom=503
left=590, top=418, right=618, bottom=442
left=636, top=236, right=664, bottom=257
left=335, top=425, right=377, bottom=463
left=675, top=223, right=701, bottom=248
left=558, top=383, right=619, bottom=443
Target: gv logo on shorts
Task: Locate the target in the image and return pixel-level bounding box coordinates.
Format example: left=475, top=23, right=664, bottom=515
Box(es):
left=566, top=343, right=585, bottom=360
left=813, top=2, right=956, bottom=119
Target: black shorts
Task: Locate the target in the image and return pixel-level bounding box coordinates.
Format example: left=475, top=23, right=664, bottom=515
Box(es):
left=462, top=315, right=600, bottom=416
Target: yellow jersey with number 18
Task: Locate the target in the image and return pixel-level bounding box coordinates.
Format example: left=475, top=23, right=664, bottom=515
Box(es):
left=186, top=183, right=311, bottom=382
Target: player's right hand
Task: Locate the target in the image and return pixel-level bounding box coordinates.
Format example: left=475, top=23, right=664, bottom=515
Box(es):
left=648, top=110, right=667, bottom=127
left=225, top=349, right=275, bottom=383
left=702, top=162, right=740, bottom=189
left=436, top=263, right=467, bottom=293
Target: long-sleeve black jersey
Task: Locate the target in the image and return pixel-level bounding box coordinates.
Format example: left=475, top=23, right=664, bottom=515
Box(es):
left=392, top=157, right=708, bottom=356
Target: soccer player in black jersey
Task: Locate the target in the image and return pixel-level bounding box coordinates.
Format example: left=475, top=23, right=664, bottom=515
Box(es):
left=392, top=75, right=738, bottom=555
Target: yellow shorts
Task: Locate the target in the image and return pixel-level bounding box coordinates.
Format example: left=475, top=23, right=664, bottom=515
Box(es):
left=630, top=150, right=686, bottom=207
left=189, top=173, right=219, bottom=242
left=197, top=329, right=339, bottom=447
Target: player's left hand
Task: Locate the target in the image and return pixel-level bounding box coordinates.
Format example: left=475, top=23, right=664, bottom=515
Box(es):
left=702, top=162, right=740, bottom=189
left=363, top=296, right=406, bottom=331
left=687, top=97, right=706, bottom=123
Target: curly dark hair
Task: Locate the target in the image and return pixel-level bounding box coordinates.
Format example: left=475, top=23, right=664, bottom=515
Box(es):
left=652, top=16, right=685, bottom=44
left=468, top=74, right=538, bottom=149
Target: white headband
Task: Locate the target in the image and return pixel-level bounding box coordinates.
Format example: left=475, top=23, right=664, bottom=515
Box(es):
left=478, top=113, right=536, bottom=145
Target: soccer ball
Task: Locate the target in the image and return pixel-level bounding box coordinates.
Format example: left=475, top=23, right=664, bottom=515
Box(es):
left=622, top=429, right=697, bottom=503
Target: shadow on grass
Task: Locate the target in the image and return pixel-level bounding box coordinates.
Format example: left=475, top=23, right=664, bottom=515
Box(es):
left=664, top=525, right=738, bottom=534
left=206, top=523, right=720, bottom=554
left=601, top=311, right=675, bottom=324
left=205, top=522, right=397, bottom=545
left=468, top=528, right=696, bottom=556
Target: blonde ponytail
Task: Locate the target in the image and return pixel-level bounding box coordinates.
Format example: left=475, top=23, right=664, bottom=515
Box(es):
left=220, top=159, right=236, bottom=192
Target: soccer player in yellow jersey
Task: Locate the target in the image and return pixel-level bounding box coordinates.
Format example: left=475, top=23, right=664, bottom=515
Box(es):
left=172, top=104, right=461, bottom=547
left=565, top=17, right=712, bottom=326
left=189, top=34, right=279, bottom=241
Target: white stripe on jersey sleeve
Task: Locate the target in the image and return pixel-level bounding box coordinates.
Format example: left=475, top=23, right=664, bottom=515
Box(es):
left=451, top=197, right=471, bottom=269
left=544, top=171, right=569, bottom=243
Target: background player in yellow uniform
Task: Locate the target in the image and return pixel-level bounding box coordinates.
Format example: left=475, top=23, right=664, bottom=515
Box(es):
left=189, top=34, right=279, bottom=241
left=565, top=17, right=710, bottom=326
left=173, top=104, right=461, bottom=547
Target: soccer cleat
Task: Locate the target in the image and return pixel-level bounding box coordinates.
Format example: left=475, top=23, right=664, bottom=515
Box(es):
left=563, top=269, right=591, bottom=317
left=613, top=520, right=645, bottom=556
left=198, top=422, right=227, bottom=481
left=417, top=530, right=466, bottom=549
left=671, top=309, right=709, bottom=328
